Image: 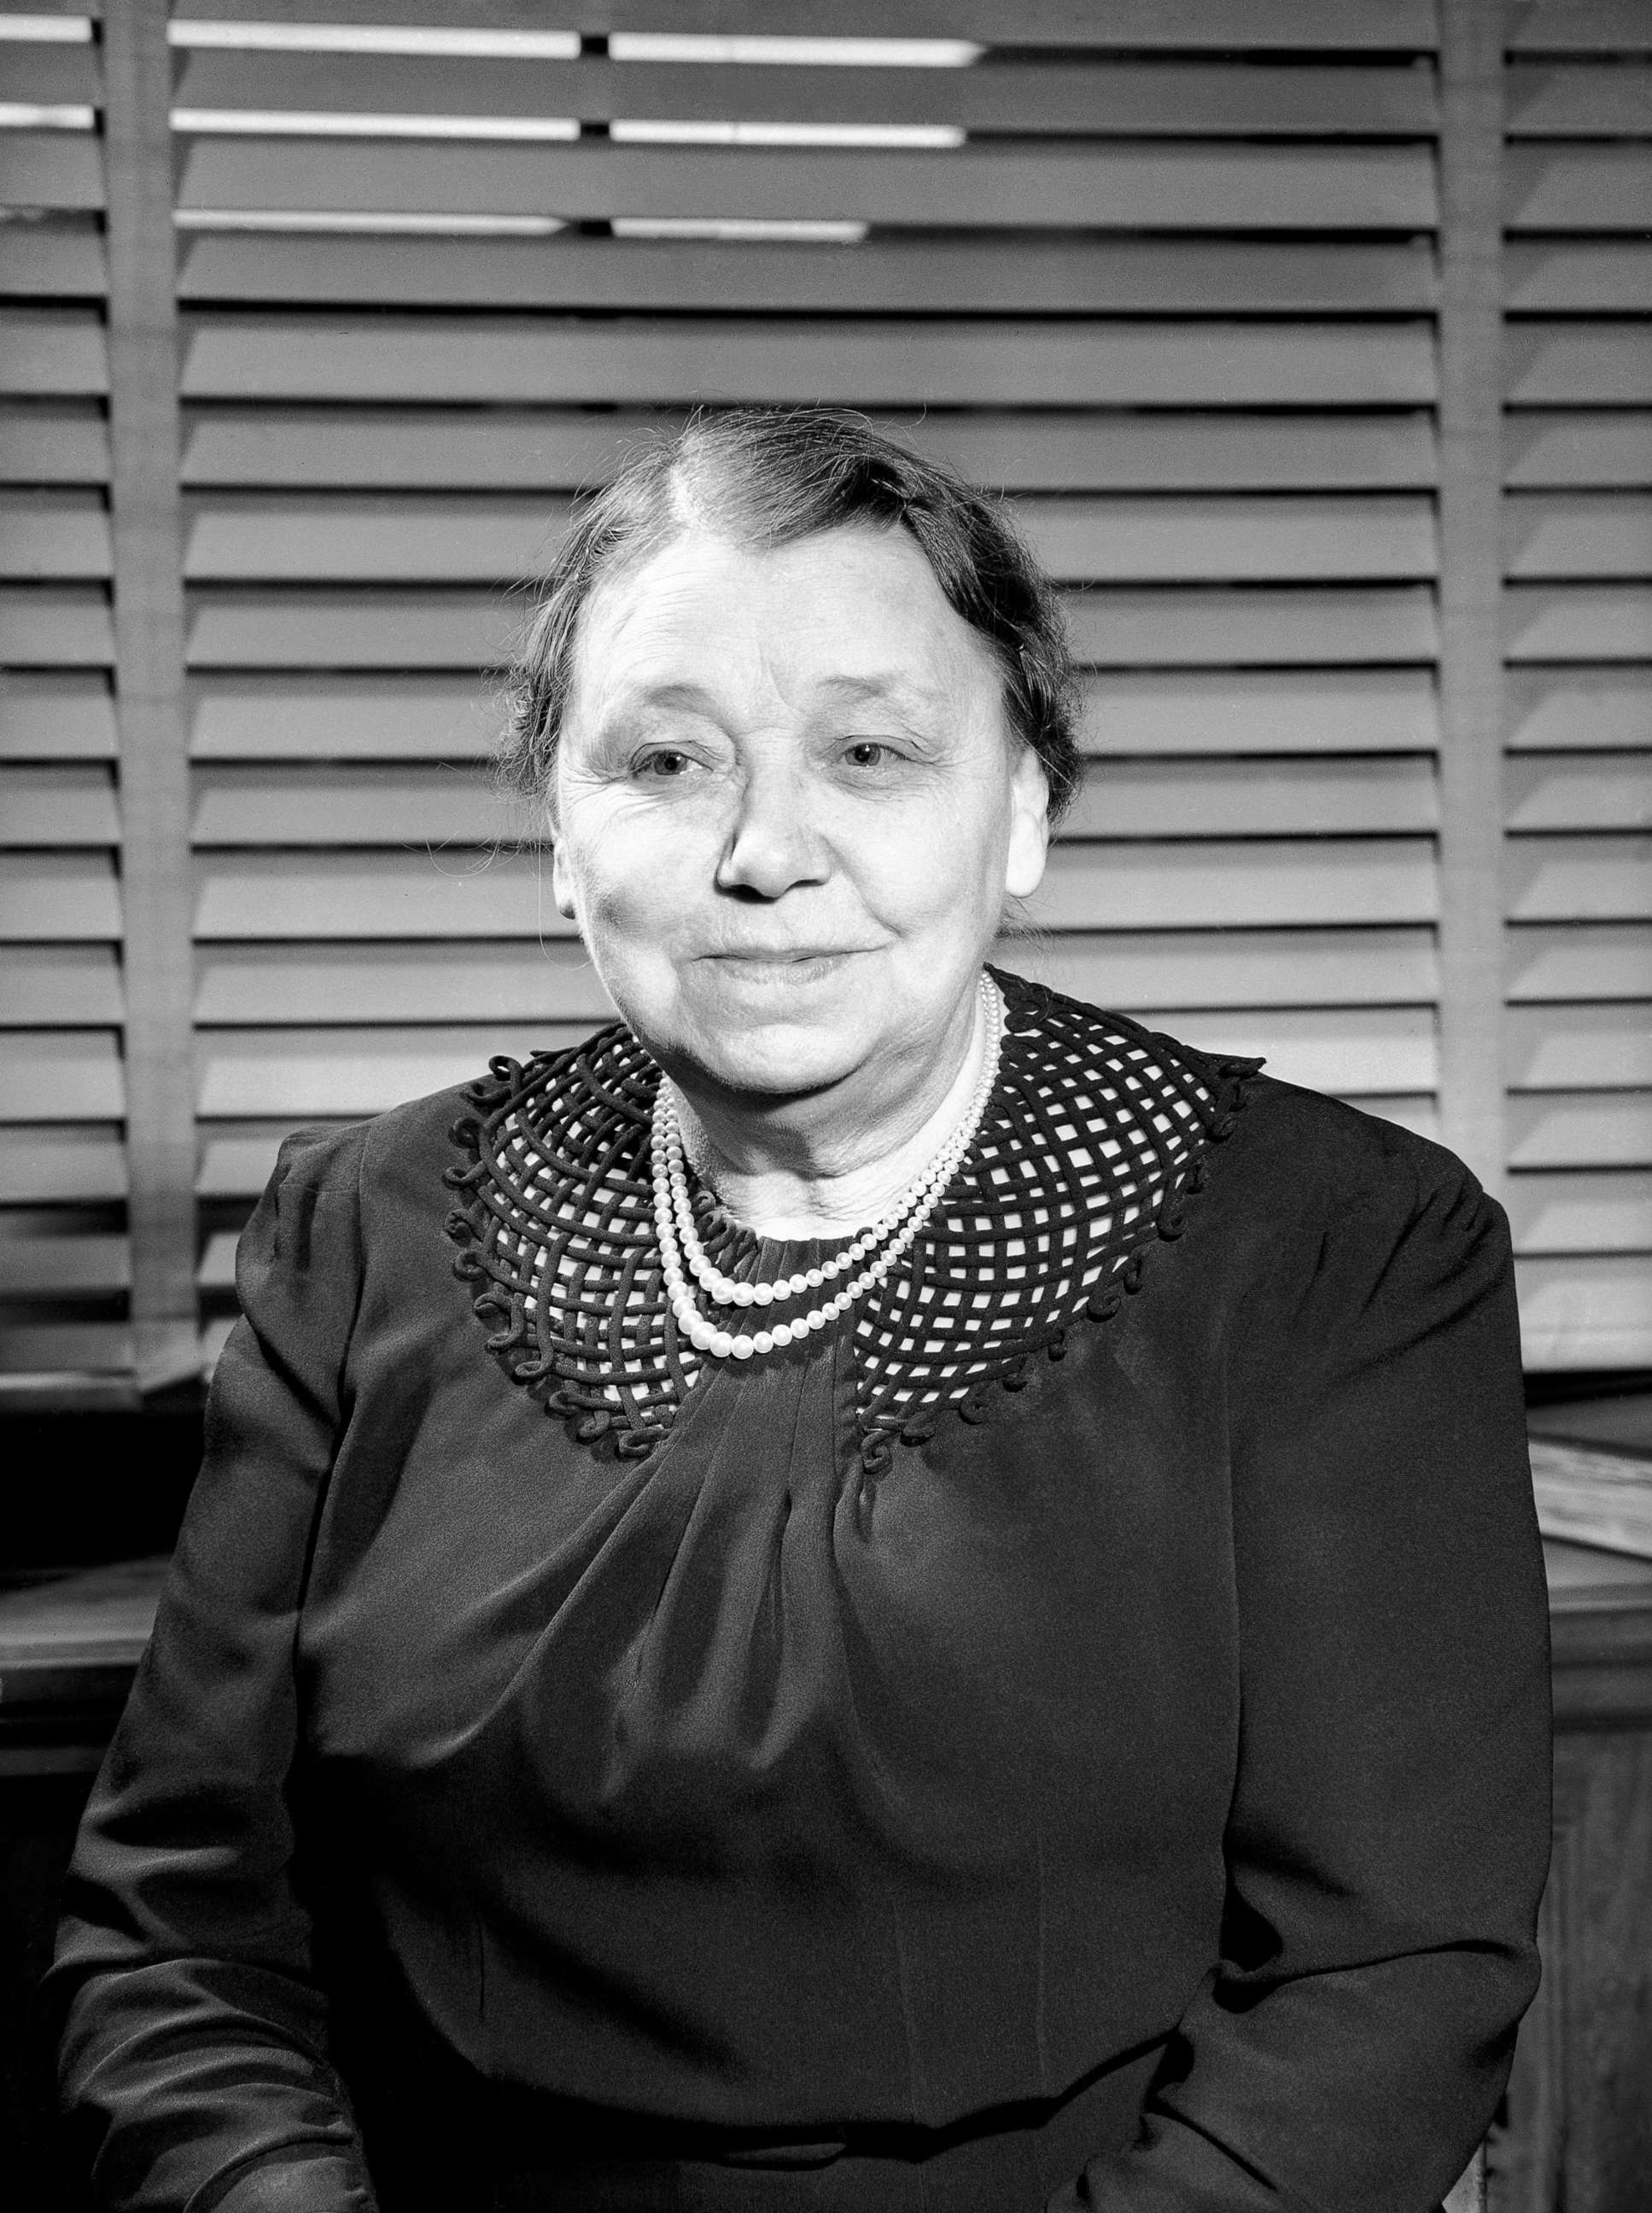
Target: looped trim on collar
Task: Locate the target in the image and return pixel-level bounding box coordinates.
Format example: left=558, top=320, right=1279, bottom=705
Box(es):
left=443, top=971, right=1260, bottom=1474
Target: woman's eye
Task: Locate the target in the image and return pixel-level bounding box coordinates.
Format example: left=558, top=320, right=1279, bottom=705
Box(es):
left=635, top=750, right=693, bottom=779
left=844, top=740, right=894, bottom=769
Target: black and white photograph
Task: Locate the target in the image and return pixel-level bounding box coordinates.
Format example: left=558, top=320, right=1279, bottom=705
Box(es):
left=0, top=5, right=1648, bottom=2210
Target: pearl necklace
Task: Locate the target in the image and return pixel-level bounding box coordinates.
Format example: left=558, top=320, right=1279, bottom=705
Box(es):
left=651, top=973, right=1004, bottom=1361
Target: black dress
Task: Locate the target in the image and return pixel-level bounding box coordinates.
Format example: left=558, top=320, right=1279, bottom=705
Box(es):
left=47, top=977, right=1552, bottom=2213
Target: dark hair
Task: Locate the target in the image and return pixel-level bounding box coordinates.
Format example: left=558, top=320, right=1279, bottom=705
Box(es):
left=500, top=407, right=1081, bottom=820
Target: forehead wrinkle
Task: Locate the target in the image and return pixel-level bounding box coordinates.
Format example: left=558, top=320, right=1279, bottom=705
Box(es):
left=569, top=523, right=1004, bottom=744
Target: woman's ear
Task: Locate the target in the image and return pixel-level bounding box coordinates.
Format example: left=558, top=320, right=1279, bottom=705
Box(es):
left=549, top=838, right=578, bottom=922
left=541, top=768, right=580, bottom=921
left=1004, top=745, right=1051, bottom=901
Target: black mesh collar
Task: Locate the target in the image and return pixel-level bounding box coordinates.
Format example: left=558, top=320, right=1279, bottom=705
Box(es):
left=443, top=970, right=1260, bottom=1474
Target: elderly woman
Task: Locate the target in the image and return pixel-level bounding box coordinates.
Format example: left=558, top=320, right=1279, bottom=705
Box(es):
left=49, top=411, right=1550, bottom=2213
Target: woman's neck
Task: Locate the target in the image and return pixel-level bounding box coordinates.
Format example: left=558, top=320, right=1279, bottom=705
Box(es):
left=668, top=979, right=990, bottom=1241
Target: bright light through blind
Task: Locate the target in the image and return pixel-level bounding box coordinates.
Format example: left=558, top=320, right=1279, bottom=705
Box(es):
left=170, top=111, right=581, bottom=141
left=166, top=21, right=581, bottom=58
left=0, top=14, right=91, bottom=38
left=607, top=35, right=984, bottom=67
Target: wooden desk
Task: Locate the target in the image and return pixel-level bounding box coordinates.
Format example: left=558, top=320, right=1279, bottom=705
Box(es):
left=1503, top=1540, right=1652, bottom=2213
left=0, top=1556, right=165, bottom=1781
left=4, top=1544, right=1650, bottom=2213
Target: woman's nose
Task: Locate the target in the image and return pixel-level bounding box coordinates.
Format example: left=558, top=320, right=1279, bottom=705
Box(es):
left=715, top=757, right=828, bottom=899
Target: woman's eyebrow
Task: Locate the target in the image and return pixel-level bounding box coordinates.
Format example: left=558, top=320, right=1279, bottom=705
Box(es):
left=598, top=673, right=940, bottom=722
left=813, top=674, right=941, bottom=713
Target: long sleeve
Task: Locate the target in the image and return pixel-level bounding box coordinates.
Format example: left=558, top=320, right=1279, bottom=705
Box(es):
left=45, top=1125, right=377, bottom=2213
left=1058, top=1131, right=1552, bottom=2213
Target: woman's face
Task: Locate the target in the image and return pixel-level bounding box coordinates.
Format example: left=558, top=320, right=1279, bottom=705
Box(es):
left=549, top=523, right=1049, bottom=1114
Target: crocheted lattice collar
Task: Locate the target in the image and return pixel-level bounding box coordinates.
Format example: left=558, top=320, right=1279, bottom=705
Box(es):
left=443, top=971, right=1259, bottom=1475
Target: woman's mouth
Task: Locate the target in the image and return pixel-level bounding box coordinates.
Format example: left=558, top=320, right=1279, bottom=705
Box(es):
left=703, top=949, right=868, bottom=983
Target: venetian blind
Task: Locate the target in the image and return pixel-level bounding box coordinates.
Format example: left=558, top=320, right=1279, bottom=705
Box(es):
left=0, top=0, right=1645, bottom=1400
left=1502, top=1, right=1651, bottom=1369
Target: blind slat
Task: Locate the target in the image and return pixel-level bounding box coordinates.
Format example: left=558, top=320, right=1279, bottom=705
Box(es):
left=0, top=1128, right=127, bottom=1205
left=1507, top=924, right=1652, bottom=1001
left=1509, top=1005, right=1652, bottom=1089
left=189, top=680, right=488, bottom=759
left=1517, top=1258, right=1652, bottom=1371
left=1505, top=494, right=1652, bottom=578
left=196, top=1025, right=588, bottom=1118
left=0, top=225, right=108, bottom=300
left=1506, top=673, right=1650, bottom=751
left=0, top=310, right=108, bottom=398
left=0, top=131, right=103, bottom=214
left=1065, top=587, right=1439, bottom=667
left=1506, top=759, right=1652, bottom=832
left=171, top=51, right=1440, bottom=136
left=1506, top=328, right=1652, bottom=407
left=1504, top=587, right=1652, bottom=663
left=1507, top=3, right=1652, bottom=51
left=1027, top=840, right=1438, bottom=930
left=0, top=1234, right=130, bottom=1300
left=1504, top=243, right=1652, bottom=312
left=194, top=940, right=607, bottom=1025
left=191, top=767, right=505, bottom=844
left=0, top=763, right=120, bottom=843
left=178, top=407, right=1440, bottom=493
left=178, top=318, right=1439, bottom=407
left=0, top=854, right=120, bottom=942
left=1063, top=758, right=1438, bottom=838
left=194, top=850, right=555, bottom=938
left=1140, top=1007, right=1438, bottom=1095
left=0, top=947, right=123, bottom=1025
left=0, top=495, right=113, bottom=581
left=1504, top=413, right=1652, bottom=489
left=1508, top=1094, right=1652, bottom=1170
left=0, top=44, right=101, bottom=105
left=1080, top=671, right=1441, bottom=756
left=1506, top=62, right=1652, bottom=137
left=174, top=138, right=1439, bottom=231
left=0, top=1033, right=124, bottom=1119
left=0, top=587, right=115, bottom=663
left=177, top=236, right=1441, bottom=318
left=1506, top=148, right=1652, bottom=231
left=0, top=676, right=118, bottom=758
left=176, top=1, right=1440, bottom=53
left=179, top=585, right=1445, bottom=673
left=1505, top=836, right=1652, bottom=921
left=1010, top=928, right=1439, bottom=1008
left=174, top=492, right=1442, bottom=586
left=0, top=405, right=112, bottom=485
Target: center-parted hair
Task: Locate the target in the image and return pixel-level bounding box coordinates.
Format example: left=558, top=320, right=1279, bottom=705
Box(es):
left=500, top=407, right=1081, bottom=822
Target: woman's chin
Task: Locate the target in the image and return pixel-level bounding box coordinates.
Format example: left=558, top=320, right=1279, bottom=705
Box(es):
left=677, top=1023, right=868, bottom=1105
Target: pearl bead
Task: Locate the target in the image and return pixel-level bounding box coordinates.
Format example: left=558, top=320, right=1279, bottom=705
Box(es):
left=652, top=973, right=1001, bottom=1361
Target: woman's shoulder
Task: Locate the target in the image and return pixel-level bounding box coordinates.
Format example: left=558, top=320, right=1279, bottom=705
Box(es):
left=272, top=1031, right=631, bottom=1183
left=1232, top=1071, right=1484, bottom=1221
left=1001, top=971, right=1490, bottom=1242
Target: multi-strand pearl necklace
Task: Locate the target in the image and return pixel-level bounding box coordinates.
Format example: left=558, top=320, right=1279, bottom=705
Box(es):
left=651, top=972, right=1004, bottom=1361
